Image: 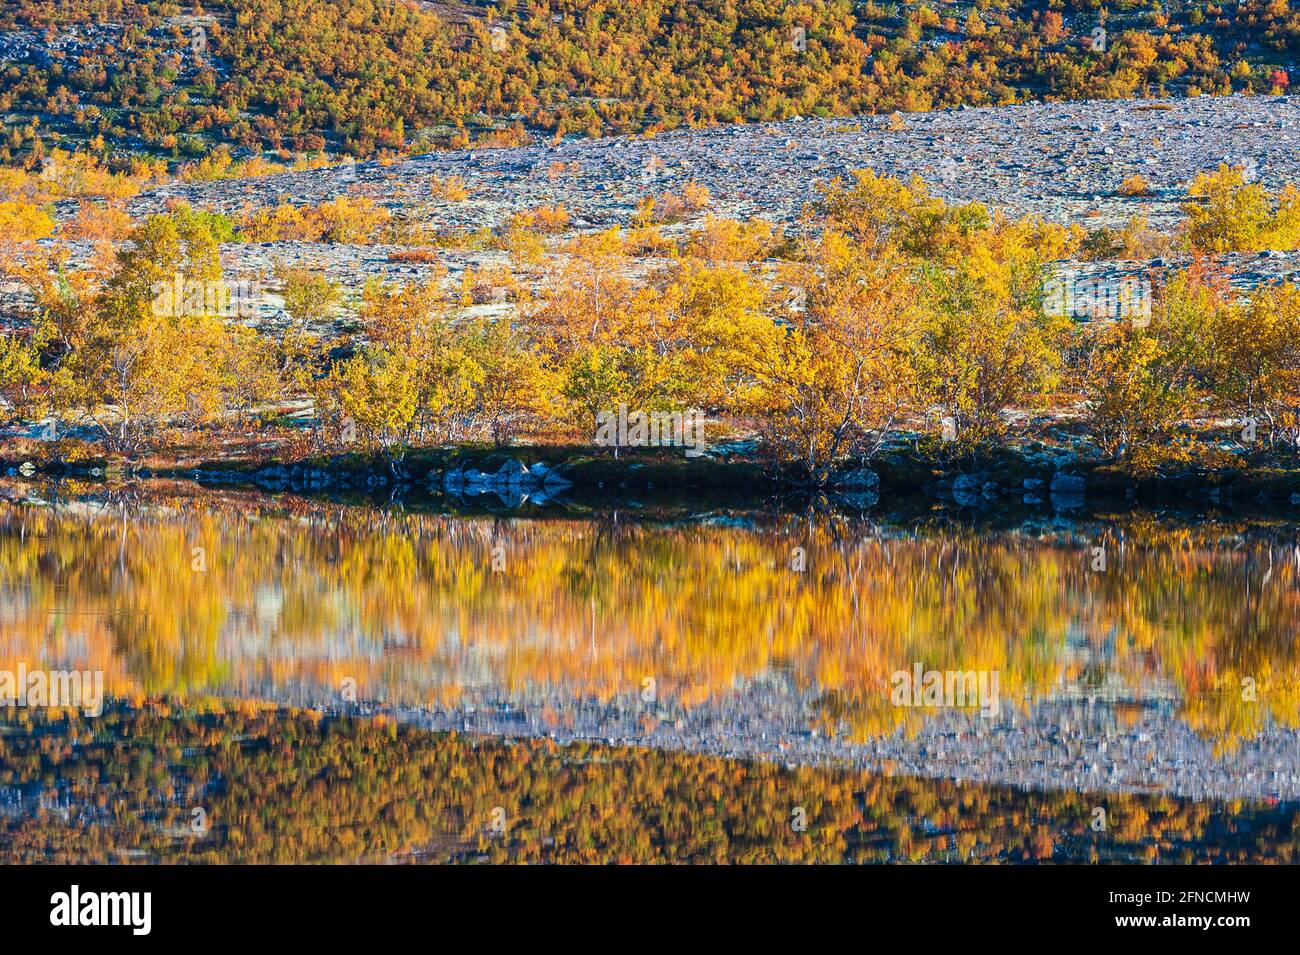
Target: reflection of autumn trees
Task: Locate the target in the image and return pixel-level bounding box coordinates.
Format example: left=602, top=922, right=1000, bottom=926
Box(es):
left=0, top=495, right=1298, bottom=747
left=0, top=706, right=1294, bottom=864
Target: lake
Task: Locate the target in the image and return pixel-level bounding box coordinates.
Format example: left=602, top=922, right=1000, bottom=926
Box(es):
left=1, top=484, right=1297, bottom=862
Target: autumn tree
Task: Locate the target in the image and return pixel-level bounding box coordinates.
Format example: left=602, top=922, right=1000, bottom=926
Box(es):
left=1083, top=270, right=1222, bottom=465
left=274, top=263, right=340, bottom=384
left=910, top=222, right=1071, bottom=450
left=1206, top=281, right=1300, bottom=450
left=46, top=209, right=262, bottom=452
left=0, top=327, right=47, bottom=421
left=357, top=278, right=479, bottom=444
left=313, top=347, right=421, bottom=466
left=530, top=229, right=637, bottom=356
left=743, top=233, right=916, bottom=484
left=464, top=318, right=555, bottom=447
left=1183, top=164, right=1300, bottom=253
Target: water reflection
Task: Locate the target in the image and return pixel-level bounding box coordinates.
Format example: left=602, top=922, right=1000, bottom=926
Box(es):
left=1, top=486, right=1298, bottom=801
left=1, top=706, right=1295, bottom=864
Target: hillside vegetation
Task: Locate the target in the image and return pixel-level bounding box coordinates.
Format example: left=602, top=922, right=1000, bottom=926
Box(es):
left=0, top=0, right=1297, bottom=165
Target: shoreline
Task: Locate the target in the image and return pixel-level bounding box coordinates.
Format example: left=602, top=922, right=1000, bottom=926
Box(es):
left=9, top=444, right=1300, bottom=512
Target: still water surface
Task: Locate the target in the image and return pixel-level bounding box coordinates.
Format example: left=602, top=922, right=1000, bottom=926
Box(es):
left=1, top=486, right=1298, bottom=861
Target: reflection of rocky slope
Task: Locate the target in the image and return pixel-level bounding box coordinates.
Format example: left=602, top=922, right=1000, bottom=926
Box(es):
left=281, top=683, right=1300, bottom=806
left=4, top=704, right=1291, bottom=863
